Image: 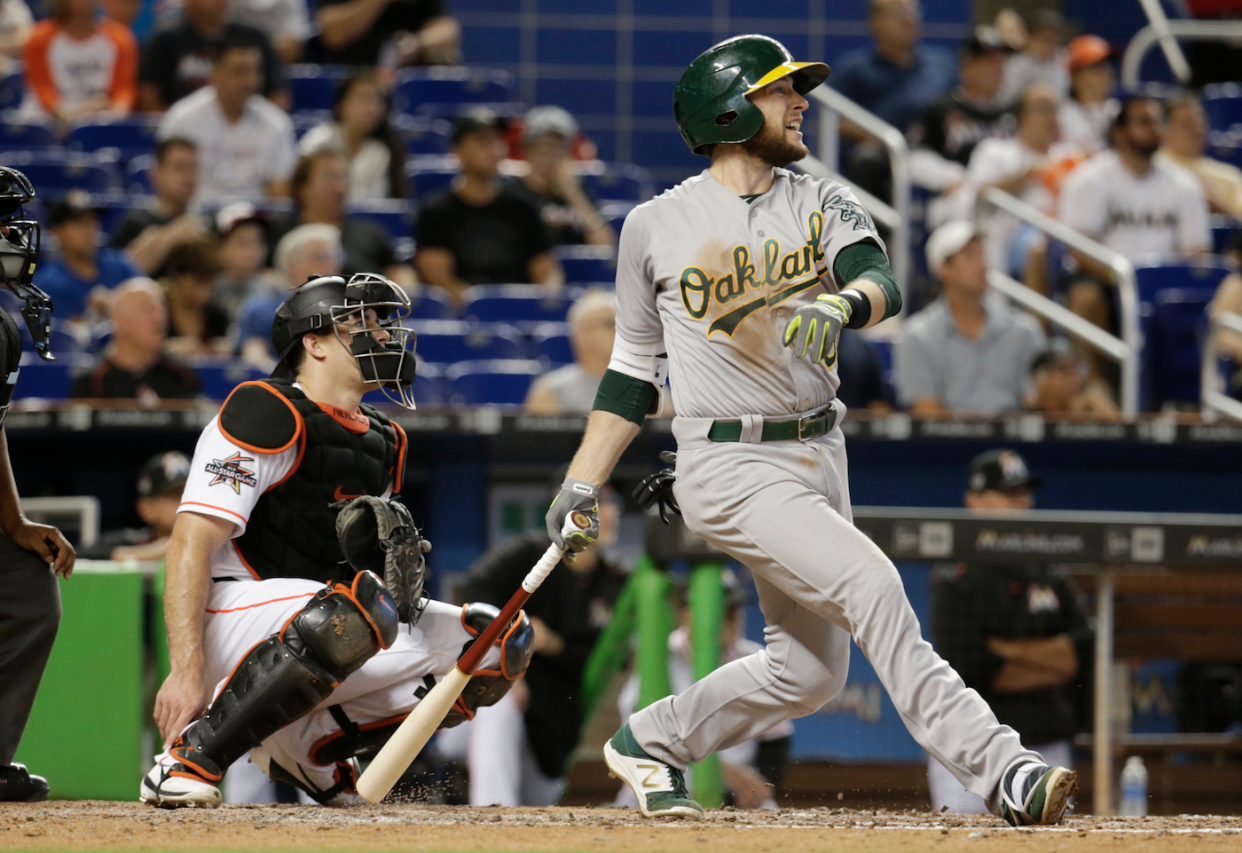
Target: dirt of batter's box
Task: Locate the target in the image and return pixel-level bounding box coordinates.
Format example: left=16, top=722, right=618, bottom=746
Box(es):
left=0, top=802, right=1239, bottom=853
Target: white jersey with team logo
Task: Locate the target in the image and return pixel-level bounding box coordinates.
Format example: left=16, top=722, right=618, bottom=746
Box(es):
left=178, top=400, right=392, bottom=582
left=612, top=168, right=885, bottom=419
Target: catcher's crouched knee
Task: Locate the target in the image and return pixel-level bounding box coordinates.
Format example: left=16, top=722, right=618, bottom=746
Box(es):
left=439, top=603, right=536, bottom=728
left=288, top=571, right=399, bottom=681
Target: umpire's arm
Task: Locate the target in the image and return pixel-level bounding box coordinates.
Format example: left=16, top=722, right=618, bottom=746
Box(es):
left=153, top=512, right=233, bottom=747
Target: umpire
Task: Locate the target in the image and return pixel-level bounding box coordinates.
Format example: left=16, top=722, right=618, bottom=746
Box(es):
left=927, top=450, right=1091, bottom=813
left=0, top=167, right=77, bottom=801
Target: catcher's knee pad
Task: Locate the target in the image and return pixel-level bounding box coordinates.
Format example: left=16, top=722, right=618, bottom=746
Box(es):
left=440, top=603, right=535, bottom=728
left=175, top=574, right=398, bottom=776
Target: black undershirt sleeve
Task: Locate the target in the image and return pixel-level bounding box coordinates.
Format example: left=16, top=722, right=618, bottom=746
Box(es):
left=592, top=369, right=659, bottom=425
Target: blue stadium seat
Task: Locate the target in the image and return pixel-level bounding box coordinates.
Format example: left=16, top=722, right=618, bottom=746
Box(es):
left=410, top=101, right=527, bottom=123
left=346, top=199, right=414, bottom=240
left=188, top=359, right=270, bottom=401
left=0, top=70, right=22, bottom=110
left=1207, top=130, right=1242, bottom=171
left=287, top=64, right=352, bottom=113
left=578, top=162, right=654, bottom=202
left=406, top=360, right=447, bottom=407
left=96, top=192, right=143, bottom=235
left=393, top=115, right=454, bottom=155
left=0, top=113, right=57, bottom=152
left=410, top=320, right=525, bottom=362
left=462, top=285, right=576, bottom=326
left=125, top=154, right=154, bottom=194
left=1134, top=261, right=1232, bottom=305
left=446, top=359, right=543, bottom=406
left=12, top=353, right=93, bottom=400
left=1203, top=83, right=1242, bottom=132
left=1148, top=288, right=1216, bottom=407
left=1212, top=216, right=1241, bottom=255
left=392, top=67, right=517, bottom=115
left=290, top=111, right=334, bottom=140
left=0, top=150, right=122, bottom=194
left=599, top=200, right=637, bottom=233
left=530, top=322, right=573, bottom=364
left=555, top=245, right=616, bottom=284
left=406, top=289, right=456, bottom=321
left=66, top=116, right=160, bottom=163
left=17, top=325, right=85, bottom=358
left=407, top=155, right=458, bottom=200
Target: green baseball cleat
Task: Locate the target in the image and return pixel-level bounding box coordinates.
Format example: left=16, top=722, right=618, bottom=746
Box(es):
left=603, top=724, right=704, bottom=819
left=1000, top=761, right=1078, bottom=826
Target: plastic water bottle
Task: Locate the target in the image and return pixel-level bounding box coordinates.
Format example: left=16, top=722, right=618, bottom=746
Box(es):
left=1119, top=755, right=1148, bottom=817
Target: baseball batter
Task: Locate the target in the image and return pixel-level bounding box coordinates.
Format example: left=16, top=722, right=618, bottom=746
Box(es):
left=545, top=35, right=1077, bottom=826
left=142, top=274, right=533, bottom=808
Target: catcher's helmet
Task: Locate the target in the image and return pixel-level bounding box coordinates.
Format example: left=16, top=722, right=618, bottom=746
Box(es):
left=673, top=35, right=830, bottom=155
left=0, top=166, right=55, bottom=361
left=271, top=273, right=418, bottom=409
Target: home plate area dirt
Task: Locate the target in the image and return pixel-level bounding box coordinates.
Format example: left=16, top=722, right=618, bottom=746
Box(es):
left=2, top=802, right=1240, bottom=853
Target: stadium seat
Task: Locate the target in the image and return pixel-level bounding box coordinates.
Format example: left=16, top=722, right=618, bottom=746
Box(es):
left=125, top=154, right=154, bottom=194
left=189, top=359, right=269, bottom=401
left=12, top=352, right=92, bottom=400
left=1211, top=216, right=1240, bottom=255
left=530, top=322, right=573, bottom=364
left=0, top=70, right=22, bottom=110
left=1203, top=83, right=1242, bottom=132
left=555, top=244, right=616, bottom=284
left=599, top=200, right=637, bottom=233
left=66, top=116, right=160, bottom=163
left=392, top=67, right=517, bottom=115
left=0, top=150, right=122, bottom=194
left=410, top=101, right=527, bottom=123
left=393, top=114, right=454, bottom=155
left=406, top=288, right=456, bottom=321
left=406, top=360, right=447, bottom=406
left=410, top=320, right=525, bottom=362
left=462, top=285, right=576, bottom=326
left=0, top=113, right=57, bottom=152
left=96, top=193, right=143, bottom=235
left=577, top=162, right=654, bottom=202
left=291, top=111, right=334, bottom=140
left=445, top=359, right=543, bottom=406
left=346, top=199, right=414, bottom=241
left=17, top=325, right=85, bottom=358
left=1134, top=261, right=1232, bottom=305
left=1148, top=288, right=1216, bottom=407
left=287, top=64, right=352, bottom=113
left=407, top=154, right=458, bottom=200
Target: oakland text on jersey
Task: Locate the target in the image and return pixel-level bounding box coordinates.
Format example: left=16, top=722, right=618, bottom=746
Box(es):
left=678, top=210, right=829, bottom=338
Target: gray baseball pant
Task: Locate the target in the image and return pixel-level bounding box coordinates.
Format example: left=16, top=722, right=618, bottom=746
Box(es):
left=628, top=413, right=1040, bottom=814
left=0, top=533, right=61, bottom=766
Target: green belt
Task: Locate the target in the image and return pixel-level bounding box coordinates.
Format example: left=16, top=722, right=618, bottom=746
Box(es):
left=707, top=406, right=838, bottom=443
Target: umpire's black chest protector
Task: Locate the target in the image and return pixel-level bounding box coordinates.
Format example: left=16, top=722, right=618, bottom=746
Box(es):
left=219, top=380, right=407, bottom=583
left=0, top=308, right=23, bottom=427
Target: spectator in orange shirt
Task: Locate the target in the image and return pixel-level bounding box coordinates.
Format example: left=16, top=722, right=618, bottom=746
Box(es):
left=23, top=0, right=137, bottom=126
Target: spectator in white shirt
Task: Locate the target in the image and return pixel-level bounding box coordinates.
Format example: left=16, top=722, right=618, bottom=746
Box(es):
left=1059, top=96, right=1211, bottom=330
left=967, top=84, right=1081, bottom=280
left=157, top=36, right=297, bottom=204
left=161, top=0, right=311, bottom=64
left=1058, top=35, right=1119, bottom=157
left=999, top=9, right=1069, bottom=105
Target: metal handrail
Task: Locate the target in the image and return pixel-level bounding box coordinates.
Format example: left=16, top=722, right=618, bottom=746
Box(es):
left=1121, top=20, right=1242, bottom=89
left=1135, top=0, right=1193, bottom=84
left=805, top=85, right=911, bottom=303
left=1200, top=310, right=1242, bottom=422
left=977, top=187, right=1141, bottom=415
left=986, top=270, right=1128, bottom=361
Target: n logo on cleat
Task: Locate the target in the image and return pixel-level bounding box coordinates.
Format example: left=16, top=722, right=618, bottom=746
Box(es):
left=638, top=763, right=663, bottom=788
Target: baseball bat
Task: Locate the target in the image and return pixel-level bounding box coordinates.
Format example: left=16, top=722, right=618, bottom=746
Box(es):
left=355, top=512, right=590, bottom=803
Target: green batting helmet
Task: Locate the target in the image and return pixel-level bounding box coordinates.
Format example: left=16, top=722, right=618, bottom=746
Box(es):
left=673, top=35, right=830, bottom=155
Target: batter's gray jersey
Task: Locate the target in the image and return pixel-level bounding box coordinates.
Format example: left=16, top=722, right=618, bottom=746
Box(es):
left=614, top=168, right=884, bottom=419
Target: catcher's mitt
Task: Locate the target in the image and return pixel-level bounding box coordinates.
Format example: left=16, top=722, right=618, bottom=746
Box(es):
left=633, top=450, right=680, bottom=525
left=334, top=496, right=431, bottom=625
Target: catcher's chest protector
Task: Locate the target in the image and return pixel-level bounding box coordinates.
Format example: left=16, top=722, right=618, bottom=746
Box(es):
left=227, top=380, right=403, bottom=583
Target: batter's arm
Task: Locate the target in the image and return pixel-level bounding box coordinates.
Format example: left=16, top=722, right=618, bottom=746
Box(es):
left=565, top=410, right=641, bottom=486
left=153, top=511, right=234, bottom=746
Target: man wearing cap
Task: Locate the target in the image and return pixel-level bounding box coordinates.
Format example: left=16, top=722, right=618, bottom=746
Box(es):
left=79, top=451, right=192, bottom=562
left=32, top=191, right=144, bottom=322
left=415, top=113, right=562, bottom=305
left=895, top=221, right=1045, bottom=415
left=1026, top=342, right=1119, bottom=418
left=110, top=138, right=206, bottom=279
left=927, top=450, right=1092, bottom=813
left=506, top=105, right=615, bottom=248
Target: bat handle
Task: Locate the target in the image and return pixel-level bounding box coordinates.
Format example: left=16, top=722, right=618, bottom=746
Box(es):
left=522, top=542, right=563, bottom=593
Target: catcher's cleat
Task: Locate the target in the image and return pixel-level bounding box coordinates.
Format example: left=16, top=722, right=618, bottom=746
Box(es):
left=250, top=748, right=364, bottom=807
left=603, top=724, right=704, bottom=819
left=139, top=746, right=223, bottom=809
left=0, top=763, right=49, bottom=802
left=1000, top=761, right=1077, bottom=826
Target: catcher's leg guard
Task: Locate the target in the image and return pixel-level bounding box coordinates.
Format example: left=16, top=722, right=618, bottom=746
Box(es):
left=141, top=574, right=398, bottom=808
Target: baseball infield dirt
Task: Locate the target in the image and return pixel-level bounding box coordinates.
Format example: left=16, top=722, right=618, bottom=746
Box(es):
left=2, top=801, right=1239, bottom=853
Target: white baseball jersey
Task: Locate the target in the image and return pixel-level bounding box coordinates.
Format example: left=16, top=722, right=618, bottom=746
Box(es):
left=613, top=168, right=885, bottom=419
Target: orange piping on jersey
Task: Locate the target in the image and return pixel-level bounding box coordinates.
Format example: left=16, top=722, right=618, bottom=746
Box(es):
left=180, top=501, right=248, bottom=525
left=208, top=638, right=267, bottom=705
left=265, top=428, right=307, bottom=492
left=230, top=541, right=263, bottom=581
left=391, top=421, right=408, bottom=494
left=218, top=381, right=305, bottom=455
left=23, top=22, right=61, bottom=112
left=102, top=20, right=137, bottom=110
left=206, top=592, right=316, bottom=614
left=339, top=573, right=391, bottom=650
left=316, top=402, right=371, bottom=434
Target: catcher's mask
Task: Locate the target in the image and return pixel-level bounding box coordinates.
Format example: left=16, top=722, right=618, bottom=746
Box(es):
left=0, top=167, right=55, bottom=362
left=271, top=272, right=418, bottom=409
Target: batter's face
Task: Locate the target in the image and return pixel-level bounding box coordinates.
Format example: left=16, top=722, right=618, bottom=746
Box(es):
left=744, top=77, right=810, bottom=167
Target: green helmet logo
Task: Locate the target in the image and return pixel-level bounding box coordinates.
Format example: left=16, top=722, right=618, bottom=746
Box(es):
left=674, top=34, right=830, bottom=155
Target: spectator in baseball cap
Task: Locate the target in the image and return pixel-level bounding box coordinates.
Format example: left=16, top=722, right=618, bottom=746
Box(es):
left=1059, top=35, right=1118, bottom=156
left=506, top=105, right=615, bottom=248
left=78, top=451, right=191, bottom=562
left=213, top=201, right=279, bottom=316
left=32, top=191, right=143, bottom=322
left=1026, top=340, right=1120, bottom=419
